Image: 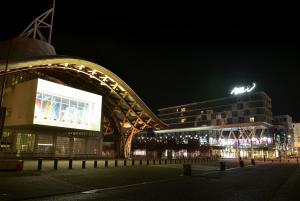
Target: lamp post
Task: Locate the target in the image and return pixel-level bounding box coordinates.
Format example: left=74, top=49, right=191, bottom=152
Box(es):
left=0, top=40, right=13, bottom=141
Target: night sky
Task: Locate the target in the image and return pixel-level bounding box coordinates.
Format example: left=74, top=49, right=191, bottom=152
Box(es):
left=1, top=1, right=300, bottom=121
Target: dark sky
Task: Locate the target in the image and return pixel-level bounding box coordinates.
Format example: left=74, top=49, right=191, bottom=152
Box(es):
left=1, top=1, right=300, bottom=121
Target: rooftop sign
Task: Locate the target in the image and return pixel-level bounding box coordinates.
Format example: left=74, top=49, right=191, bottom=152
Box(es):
left=230, top=83, right=256, bottom=95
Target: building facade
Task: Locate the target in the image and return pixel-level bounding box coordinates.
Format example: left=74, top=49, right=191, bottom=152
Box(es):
left=292, top=123, right=300, bottom=154
left=0, top=8, right=166, bottom=159
left=132, top=91, right=292, bottom=159
left=158, top=91, right=272, bottom=128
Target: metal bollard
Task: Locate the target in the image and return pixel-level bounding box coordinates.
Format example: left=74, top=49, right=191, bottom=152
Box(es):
left=153, top=159, right=156, bottom=165
left=94, top=160, right=98, bottom=168
left=124, top=159, right=127, bottom=166
left=263, top=155, right=266, bottom=162
left=69, top=159, right=73, bottom=169
left=297, top=157, right=299, bottom=163
left=54, top=159, right=58, bottom=170
left=105, top=160, right=108, bottom=167
left=115, top=160, right=118, bottom=167
left=183, top=164, right=192, bottom=176
left=251, top=159, right=255, bottom=165
left=132, top=159, right=135, bottom=166
left=220, top=161, right=226, bottom=171
left=82, top=160, right=86, bottom=168
left=147, top=160, right=149, bottom=165
left=38, top=158, right=43, bottom=171
left=239, top=160, right=244, bottom=168
left=140, top=160, right=142, bottom=166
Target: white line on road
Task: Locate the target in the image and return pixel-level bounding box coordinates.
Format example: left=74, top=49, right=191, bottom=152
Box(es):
left=81, top=181, right=158, bottom=194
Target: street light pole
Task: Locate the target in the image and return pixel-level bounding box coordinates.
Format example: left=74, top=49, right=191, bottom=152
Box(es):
left=0, top=40, right=13, bottom=141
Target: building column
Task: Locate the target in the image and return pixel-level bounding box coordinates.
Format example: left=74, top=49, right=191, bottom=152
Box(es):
left=250, top=128, right=254, bottom=159
left=69, top=137, right=74, bottom=158
left=85, top=137, right=89, bottom=156
left=33, top=134, right=39, bottom=155
left=52, top=135, right=57, bottom=157
left=98, top=134, right=103, bottom=158
left=10, top=132, right=18, bottom=155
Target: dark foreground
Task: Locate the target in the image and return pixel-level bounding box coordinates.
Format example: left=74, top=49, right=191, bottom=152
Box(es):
left=0, top=162, right=299, bottom=201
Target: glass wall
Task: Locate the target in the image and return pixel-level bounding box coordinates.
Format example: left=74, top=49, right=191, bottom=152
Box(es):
left=37, top=134, right=53, bottom=154
left=55, top=136, right=70, bottom=156
left=16, top=133, right=35, bottom=153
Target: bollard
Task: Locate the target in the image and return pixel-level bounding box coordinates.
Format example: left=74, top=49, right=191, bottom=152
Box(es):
left=115, top=160, right=118, bottom=167
left=272, top=159, right=274, bottom=163
left=251, top=159, right=255, bottom=165
left=140, top=160, right=142, bottom=166
left=38, top=158, right=43, bottom=171
left=220, top=161, right=226, bottom=171
left=153, top=159, right=156, bottom=165
left=54, top=159, right=58, bottom=170
left=165, top=159, right=167, bottom=164
left=263, top=155, right=266, bottom=162
left=82, top=160, right=86, bottom=168
left=16, top=160, right=24, bottom=171
left=132, top=159, right=135, bottom=166
left=147, top=160, right=149, bottom=165
left=183, top=164, right=192, bottom=176
left=297, top=157, right=299, bottom=163
left=69, top=159, right=73, bottom=169
left=105, top=160, right=108, bottom=167
left=124, top=159, right=127, bottom=166
left=239, top=160, right=245, bottom=168
left=94, top=160, right=98, bottom=168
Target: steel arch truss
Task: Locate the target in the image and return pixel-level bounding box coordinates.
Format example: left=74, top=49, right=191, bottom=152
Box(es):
left=0, top=56, right=167, bottom=158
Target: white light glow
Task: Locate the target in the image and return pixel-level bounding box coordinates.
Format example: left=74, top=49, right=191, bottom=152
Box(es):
left=38, top=143, right=53, bottom=146
left=134, top=149, right=146, bottom=156
left=230, top=83, right=256, bottom=95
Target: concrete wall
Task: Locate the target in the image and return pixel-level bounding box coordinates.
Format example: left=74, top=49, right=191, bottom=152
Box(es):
left=3, top=79, right=37, bottom=126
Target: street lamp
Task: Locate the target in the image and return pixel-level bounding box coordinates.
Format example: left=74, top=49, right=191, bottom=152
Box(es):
left=0, top=40, right=13, bottom=142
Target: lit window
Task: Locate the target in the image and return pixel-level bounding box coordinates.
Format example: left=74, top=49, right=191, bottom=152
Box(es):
left=181, top=108, right=186, bottom=112
left=250, top=117, right=255, bottom=122
left=181, top=118, right=186, bottom=123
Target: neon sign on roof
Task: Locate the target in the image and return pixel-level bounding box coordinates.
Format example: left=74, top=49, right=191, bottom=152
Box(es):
left=230, top=83, right=256, bottom=95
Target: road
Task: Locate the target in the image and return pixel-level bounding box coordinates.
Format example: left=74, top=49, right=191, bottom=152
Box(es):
left=16, top=163, right=300, bottom=201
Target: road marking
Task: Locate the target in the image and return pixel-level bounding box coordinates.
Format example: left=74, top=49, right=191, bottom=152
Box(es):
left=81, top=180, right=166, bottom=194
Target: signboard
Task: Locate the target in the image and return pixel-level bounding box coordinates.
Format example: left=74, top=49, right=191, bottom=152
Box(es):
left=230, top=83, right=256, bottom=95
left=33, top=79, right=102, bottom=131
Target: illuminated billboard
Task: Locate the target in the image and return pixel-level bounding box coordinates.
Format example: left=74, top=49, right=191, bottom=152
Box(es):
left=33, top=79, right=102, bottom=131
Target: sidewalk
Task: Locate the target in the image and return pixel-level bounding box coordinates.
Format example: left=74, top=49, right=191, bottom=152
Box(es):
left=0, top=162, right=221, bottom=201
